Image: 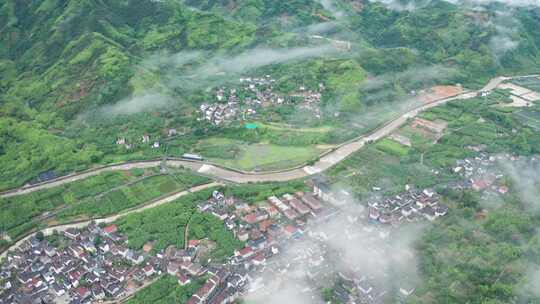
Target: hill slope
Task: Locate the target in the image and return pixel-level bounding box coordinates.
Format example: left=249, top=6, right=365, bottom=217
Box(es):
left=0, top=0, right=539, bottom=190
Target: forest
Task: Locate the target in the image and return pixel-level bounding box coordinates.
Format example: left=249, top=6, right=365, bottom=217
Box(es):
left=1, top=0, right=540, bottom=190
left=327, top=89, right=540, bottom=303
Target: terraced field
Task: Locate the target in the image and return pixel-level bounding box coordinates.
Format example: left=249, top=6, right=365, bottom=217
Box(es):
left=514, top=110, right=540, bottom=131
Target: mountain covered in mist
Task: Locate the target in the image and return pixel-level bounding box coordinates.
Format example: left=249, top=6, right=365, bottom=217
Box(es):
left=0, top=0, right=539, bottom=189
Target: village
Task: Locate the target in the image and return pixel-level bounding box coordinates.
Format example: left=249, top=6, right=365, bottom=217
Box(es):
left=182, top=176, right=452, bottom=304
left=0, top=171, right=452, bottom=304
left=448, top=150, right=540, bottom=197
left=197, top=75, right=325, bottom=126
left=3, top=141, right=538, bottom=303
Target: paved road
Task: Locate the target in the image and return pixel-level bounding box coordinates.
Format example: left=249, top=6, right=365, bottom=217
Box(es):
left=1, top=162, right=162, bottom=198
left=0, top=182, right=221, bottom=260
left=162, top=91, right=478, bottom=182
left=2, top=74, right=537, bottom=199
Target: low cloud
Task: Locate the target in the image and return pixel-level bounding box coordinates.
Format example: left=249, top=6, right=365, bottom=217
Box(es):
left=144, top=45, right=341, bottom=92
left=317, top=0, right=346, bottom=19
left=246, top=187, right=425, bottom=303
left=500, top=157, right=540, bottom=300
left=90, top=44, right=340, bottom=116
left=369, top=0, right=540, bottom=10
left=368, top=0, right=428, bottom=11
left=461, top=0, right=540, bottom=6
left=500, top=157, right=540, bottom=212
left=197, top=45, right=339, bottom=76
left=361, top=65, right=458, bottom=92
left=96, top=93, right=171, bottom=116
left=523, top=266, right=540, bottom=299
left=299, top=21, right=339, bottom=35
left=141, top=50, right=203, bottom=71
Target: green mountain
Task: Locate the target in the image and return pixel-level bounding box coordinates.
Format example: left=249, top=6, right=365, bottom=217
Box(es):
left=0, top=0, right=539, bottom=190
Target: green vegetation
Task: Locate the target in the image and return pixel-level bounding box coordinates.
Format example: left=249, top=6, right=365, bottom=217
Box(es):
left=115, top=181, right=306, bottom=259
left=183, top=0, right=329, bottom=27
left=514, top=109, right=540, bottom=131
left=195, top=137, right=326, bottom=171
left=0, top=171, right=135, bottom=236
left=413, top=188, right=540, bottom=303
left=223, top=180, right=308, bottom=203
left=58, top=171, right=210, bottom=220
left=2, top=1, right=540, bottom=302
left=329, top=92, right=540, bottom=198
left=126, top=275, right=204, bottom=304
left=350, top=2, right=540, bottom=86
left=328, top=143, right=445, bottom=198
left=116, top=188, right=238, bottom=260
left=0, top=169, right=209, bottom=242
left=329, top=92, right=540, bottom=303
left=1, top=0, right=540, bottom=189
left=418, top=99, right=540, bottom=167
left=0, top=0, right=256, bottom=190
left=375, top=138, right=410, bottom=157
left=512, top=77, right=540, bottom=92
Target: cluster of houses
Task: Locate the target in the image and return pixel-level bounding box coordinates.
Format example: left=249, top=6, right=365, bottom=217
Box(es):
left=290, top=83, right=325, bottom=119
left=1, top=173, right=460, bottom=304
left=189, top=175, right=439, bottom=303
left=450, top=151, right=540, bottom=195
left=0, top=223, right=160, bottom=304
left=185, top=187, right=339, bottom=304
left=229, top=179, right=424, bottom=304
left=367, top=188, right=449, bottom=224
left=198, top=75, right=326, bottom=126
left=115, top=129, right=178, bottom=150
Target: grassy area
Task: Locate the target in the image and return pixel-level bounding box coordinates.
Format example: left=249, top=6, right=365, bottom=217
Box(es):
left=375, top=138, right=410, bottom=157
left=195, top=137, right=326, bottom=171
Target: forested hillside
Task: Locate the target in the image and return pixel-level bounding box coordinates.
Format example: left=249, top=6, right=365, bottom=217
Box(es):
left=0, top=0, right=539, bottom=190
left=0, top=0, right=257, bottom=189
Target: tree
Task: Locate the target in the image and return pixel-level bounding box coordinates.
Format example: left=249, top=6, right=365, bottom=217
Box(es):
left=94, top=235, right=102, bottom=247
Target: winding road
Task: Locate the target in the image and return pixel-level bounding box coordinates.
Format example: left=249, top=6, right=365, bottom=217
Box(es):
left=1, top=74, right=538, bottom=258
left=0, top=75, right=537, bottom=199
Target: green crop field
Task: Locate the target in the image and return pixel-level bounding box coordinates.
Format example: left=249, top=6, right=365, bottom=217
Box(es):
left=125, top=275, right=204, bottom=304
left=514, top=110, right=540, bottom=131
left=256, top=122, right=334, bottom=133
left=512, top=77, right=540, bottom=92
left=0, top=170, right=139, bottom=237
left=58, top=171, right=210, bottom=221
left=0, top=169, right=210, bottom=242
left=375, top=138, right=411, bottom=157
